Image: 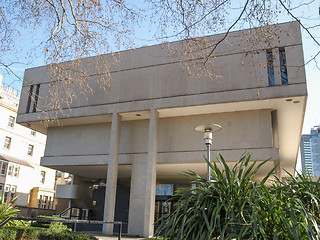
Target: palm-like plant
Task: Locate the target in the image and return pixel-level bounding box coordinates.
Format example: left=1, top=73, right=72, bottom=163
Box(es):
left=155, top=154, right=320, bottom=240
left=0, top=194, right=19, bottom=223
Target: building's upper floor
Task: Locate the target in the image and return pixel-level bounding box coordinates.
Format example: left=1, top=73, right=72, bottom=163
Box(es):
left=16, top=22, right=307, bottom=134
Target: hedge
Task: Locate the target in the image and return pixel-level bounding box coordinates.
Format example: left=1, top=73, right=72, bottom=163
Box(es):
left=0, top=226, right=98, bottom=240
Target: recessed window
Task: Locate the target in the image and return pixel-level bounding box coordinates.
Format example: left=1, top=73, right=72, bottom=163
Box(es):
left=0, top=184, right=3, bottom=193
left=38, top=195, right=42, bottom=208
left=4, top=184, right=10, bottom=202
left=7, top=165, right=13, bottom=176
left=1, top=162, right=8, bottom=176
left=41, top=171, right=46, bottom=184
left=26, top=85, right=34, bottom=113
left=8, top=116, right=15, bottom=128
left=14, top=166, right=20, bottom=178
left=48, top=196, right=52, bottom=209
left=279, top=48, right=288, bottom=85
left=30, top=130, right=36, bottom=136
left=26, top=84, right=41, bottom=113
left=4, top=137, right=11, bottom=149
left=42, top=196, right=48, bottom=208
left=33, top=84, right=40, bottom=112
left=27, top=144, right=34, bottom=156
left=266, top=50, right=275, bottom=86
left=55, top=171, right=62, bottom=177
left=10, top=185, right=16, bottom=199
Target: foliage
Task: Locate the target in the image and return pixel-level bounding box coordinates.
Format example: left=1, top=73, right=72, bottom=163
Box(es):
left=0, top=226, right=97, bottom=240
left=38, top=231, right=98, bottom=240
left=0, top=194, right=19, bottom=223
left=31, top=216, right=70, bottom=232
left=6, top=220, right=31, bottom=227
left=36, top=215, right=63, bottom=220
left=143, top=238, right=163, bottom=240
left=156, top=153, right=320, bottom=239
left=0, top=226, right=43, bottom=240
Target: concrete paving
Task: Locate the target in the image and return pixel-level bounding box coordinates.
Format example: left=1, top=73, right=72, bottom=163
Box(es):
left=95, top=236, right=144, bottom=240
left=87, top=232, right=145, bottom=240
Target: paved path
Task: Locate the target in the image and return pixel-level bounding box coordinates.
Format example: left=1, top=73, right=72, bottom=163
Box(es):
left=88, top=232, right=144, bottom=240
left=95, top=236, right=144, bottom=240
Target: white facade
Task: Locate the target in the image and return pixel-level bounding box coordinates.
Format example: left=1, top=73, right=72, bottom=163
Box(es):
left=0, top=74, right=55, bottom=208
left=16, top=22, right=307, bottom=237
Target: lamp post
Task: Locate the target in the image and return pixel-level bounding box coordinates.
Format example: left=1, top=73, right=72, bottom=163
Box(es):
left=195, top=124, right=222, bottom=181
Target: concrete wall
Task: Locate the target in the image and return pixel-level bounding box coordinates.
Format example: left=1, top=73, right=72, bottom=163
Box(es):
left=45, top=123, right=110, bottom=156
left=17, top=22, right=306, bottom=124
left=42, top=109, right=274, bottom=167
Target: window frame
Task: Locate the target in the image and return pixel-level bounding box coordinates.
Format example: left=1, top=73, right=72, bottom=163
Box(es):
left=40, top=171, right=46, bottom=184
left=279, top=48, right=288, bottom=85
left=27, top=144, right=34, bottom=156
left=7, top=164, right=13, bottom=176
left=8, top=116, right=15, bottom=128
left=266, top=49, right=275, bottom=86
left=4, top=136, right=12, bottom=150
left=1, top=162, right=8, bottom=176
left=10, top=185, right=17, bottom=199
left=13, top=166, right=20, bottom=178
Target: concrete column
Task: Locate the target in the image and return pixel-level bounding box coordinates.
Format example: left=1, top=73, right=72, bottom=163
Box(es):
left=128, top=109, right=159, bottom=237
left=103, top=113, right=121, bottom=234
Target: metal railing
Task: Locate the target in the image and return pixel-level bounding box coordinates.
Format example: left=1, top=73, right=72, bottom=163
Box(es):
left=59, top=207, right=87, bottom=219
left=0, top=216, right=122, bottom=240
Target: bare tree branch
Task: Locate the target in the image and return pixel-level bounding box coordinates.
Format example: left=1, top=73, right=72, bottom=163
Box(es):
left=204, top=0, right=249, bottom=64
left=278, top=0, right=320, bottom=47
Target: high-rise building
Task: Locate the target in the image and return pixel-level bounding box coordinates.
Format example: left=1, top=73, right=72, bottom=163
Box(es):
left=300, top=135, right=312, bottom=175
left=300, top=126, right=320, bottom=177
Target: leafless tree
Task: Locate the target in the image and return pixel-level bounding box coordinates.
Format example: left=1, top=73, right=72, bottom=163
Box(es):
left=0, top=0, right=319, bottom=119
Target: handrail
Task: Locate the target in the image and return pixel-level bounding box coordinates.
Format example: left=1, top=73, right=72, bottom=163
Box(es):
left=0, top=216, right=122, bottom=240
left=59, top=207, right=83, bottom=219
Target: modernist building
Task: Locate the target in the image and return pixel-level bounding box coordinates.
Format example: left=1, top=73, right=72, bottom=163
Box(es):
left=300, top=126, right=320, bottom=176
left=16, top=22, right=307, bottom=237
left=0, top=74, right=56, bottom=211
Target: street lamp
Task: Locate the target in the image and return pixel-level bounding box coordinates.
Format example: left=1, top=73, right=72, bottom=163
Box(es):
left=195, top=123, right=222, bottom=181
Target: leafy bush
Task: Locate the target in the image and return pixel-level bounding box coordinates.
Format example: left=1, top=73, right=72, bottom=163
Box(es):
left=156, top=154, right=320, bottom=239
left=0, top=226, right=42, bottom=240
left=38, top=231, right=98, bottom=240
left=6, top=220, right=31, bottom=227
left=31, top=215, right=70, bottom=232
left=0, top=226, right=97, bottom=240
left=0, top=194, right=19, bottom=222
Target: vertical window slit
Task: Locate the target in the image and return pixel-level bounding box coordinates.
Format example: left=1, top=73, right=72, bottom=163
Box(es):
left=33, top=84, right=40, bottom=112
left=279, top=48, right=288, bottom=85
left=26, top=85, right=34, bottom=113
left=266, top=50, right=275, bottom=86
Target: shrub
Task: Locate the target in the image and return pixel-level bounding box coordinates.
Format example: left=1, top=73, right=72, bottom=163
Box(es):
left=0, top=194, right=19, bottom=222
left=156, top=154, right=320, bottom=239
left=38, top=231, right=98, bottom=240
left=0, top=226, right=98, bottom=240
left=31, top=215, right=70, bottom=232
left=6, top=220, right=31, bottom=227
left=0, top=226, right=42, bottom=240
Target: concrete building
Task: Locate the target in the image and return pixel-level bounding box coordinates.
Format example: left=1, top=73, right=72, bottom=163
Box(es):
left=300, top=126, right=320, bottom=176
left=0, top=74, right=56, bottom=211
left=16, top=22, right=307, bottom=237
